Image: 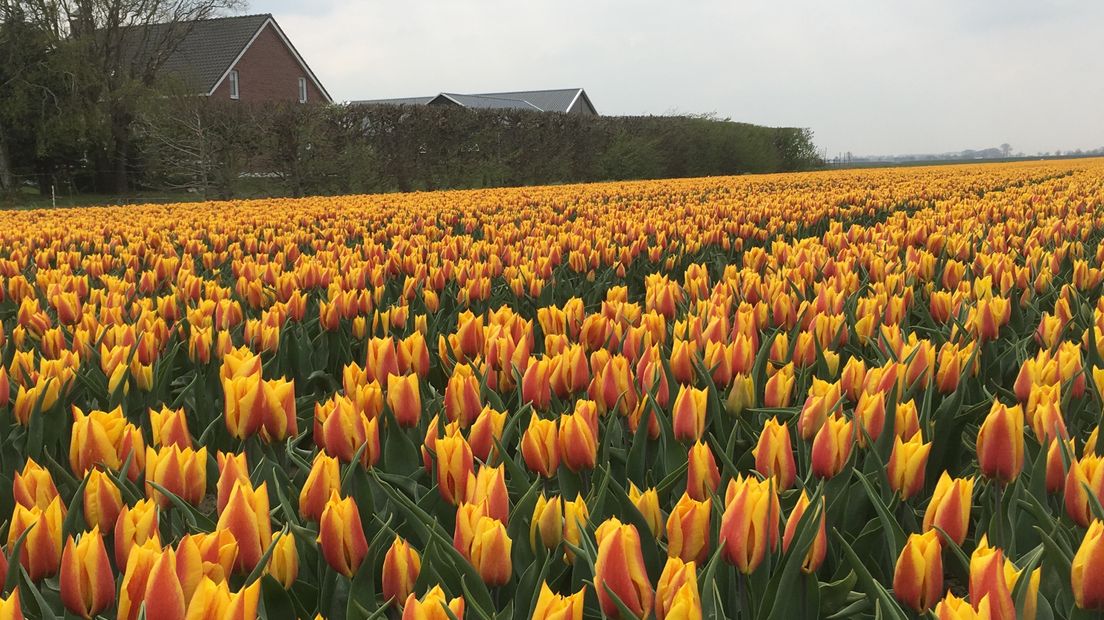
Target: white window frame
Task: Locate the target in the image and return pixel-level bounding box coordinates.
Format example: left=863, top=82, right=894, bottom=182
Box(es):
left=298, top=77, right=307, bottom=103
left=229, top=70, right=240, bottom=100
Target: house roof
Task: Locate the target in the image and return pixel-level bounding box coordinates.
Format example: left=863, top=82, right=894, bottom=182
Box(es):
left=351, top=96, right=436, bottom=106
left=354, top=88, right=596, bottom=114
left=123, top=13, right=332, bottom=102
left=433, top=93, right=543, bottom=111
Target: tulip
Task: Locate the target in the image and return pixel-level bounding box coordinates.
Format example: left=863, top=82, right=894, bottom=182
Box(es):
left=522, top=358, right=553, bottom=410
left=315, top=396, right=380, bottom=467
left=629, top=484, right=663, bottom=539
left=672, top=385, right=708, bottom=443
left=222, top=374, right=298, bottom=441
left=923, top=473, right=974, bottom=546
left=591, top=355, right=638, bottom=415
left=117, top=540, right=162, bottom=620
left=13, top=457, right=59, bottom=510
left=686, top=441, right=720, bottom=501
left=666, top=493, right=710, bottom=563
left=143, top=549, right=187, bottom=620
left=887, top=432, right=931, bottom=500
left=83, top=468, right=124, bottom=531
left=1047, top=438, right=1074, bottom=495
left=387, top=373, right=422, bottom=428
left=400, top=585, right=465, bottom=620
left=149, top=406, right=192, bottom=448
left=532, top=582, right=586, bottom=620
left=1066, top=455, right=1104, bottom=527
left=0, top=368, right=8, bottom=409
left=69, top=405, right=124, bottom=476
left=725, top=373, right=755, bottom=416
left=935, top=344, right=963, bottom=394
left=839, top=357, right=867, bottom=401
left=810, top=413, right=853, bottom=479
left=594, top=521, right=654, bottom=619
left=59, top=528, right=115, bottom=618
left=444, top=364, right=482, bottom=427
left=115, top=499, right=161, bottom=568
left=465, top=465, right=509, bottom=523
left=220, top=348, right=262, bottom=381
left=532, top=494, right=589, bottom=556
left=521, top=414, right=560, bottom=477
left=0, top=590, right=21, bottom=620
left=853, top=390, right=886, bottom=447
left=8, top=497, right=64, bottom=580
left=976, top=402, right=1024, bottom=483
left=720, top=476, right=776, bottom=574
left=185, top=577, right=231, bottom=619
left=225, top=580, right=261, bottom=620
left=934, top=592, right=990, bottom=619
left=893, top=530, right=943, bottom=613
left=895, top=399, right=921, bottom=440
left=763, top=363, right=795, bottom=408
left=1027, top=384, right=1067, bottom=445
left=797, top=379, right=841, bottom=439
left=669, top=340, right=695, bottom=385
left=365, top=337, right=400, bottom=383
left=558, top=407, right=598, bottom=472
left=145, top=445, right=208, bottom=507
left=468, top=405, right=507, bottom=462
left=299, top=452, right=341, bottom=521
left=753, top=417, right=796, bottom=490
left=216, top=451, right=250, bottom=513
left=383, top=537, right=422, bottom=606
left=968, top=536, right=1014, bottom=620
left=454, top=501, right=487, bottom=558
left=655, top=557, right=700, bottom=620
left=434, top=434, right=473, bottom=505
left=318, top=491, right=369, bottom=577
left=468, top=516, right=512, bottom=586
left=265, top=532, right=298, bottom=589
left=781, top=491, right=827, bottom=574
left=1073, top=520, right=1104, bottom=609
left=179, top=529, right=238, bottom=590
left=216, top=480, right=272, bottom=572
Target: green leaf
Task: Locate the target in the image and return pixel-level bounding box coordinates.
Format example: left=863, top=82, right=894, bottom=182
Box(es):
left=832, top=529, right=907, bottom=620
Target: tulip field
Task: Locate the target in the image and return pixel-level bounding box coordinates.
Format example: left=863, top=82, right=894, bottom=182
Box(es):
left=2, top=158, right=1104, bottom=619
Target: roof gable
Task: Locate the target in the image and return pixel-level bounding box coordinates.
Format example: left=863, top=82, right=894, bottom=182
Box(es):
left=138, top=14, right=270, bottom=94
left=125, top=13, right=331, bottom=102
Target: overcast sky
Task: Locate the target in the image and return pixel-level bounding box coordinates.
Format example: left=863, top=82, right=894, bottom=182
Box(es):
left=252, top=0, right=1104, bottom=157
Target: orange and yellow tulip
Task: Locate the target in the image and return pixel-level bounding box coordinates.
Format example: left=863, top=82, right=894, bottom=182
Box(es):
left=59, top=528, right=115, bottom=618
left=318, top=491, right=369, bottom=577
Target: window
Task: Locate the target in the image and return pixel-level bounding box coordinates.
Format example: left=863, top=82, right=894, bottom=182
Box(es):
left=229, top=70, right=239, bottom=100
left=298, top=77, right=307, bottom=103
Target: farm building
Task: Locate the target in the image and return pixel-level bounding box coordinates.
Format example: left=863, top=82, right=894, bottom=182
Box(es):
left=125, top=13, right=332, bottom=104
left=354, top=88, right=598, bottom=116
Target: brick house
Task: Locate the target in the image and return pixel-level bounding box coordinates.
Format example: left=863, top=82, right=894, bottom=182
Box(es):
left=134, top=13, right=331, bottom=104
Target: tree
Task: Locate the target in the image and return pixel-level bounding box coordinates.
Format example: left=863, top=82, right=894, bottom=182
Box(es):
left=1000, top=143, right=1012, bottom=158
left=2, top=0, right=243, bottom=193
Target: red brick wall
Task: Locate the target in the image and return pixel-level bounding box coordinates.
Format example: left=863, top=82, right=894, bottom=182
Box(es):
left=209, top=22, right=328, bottom=103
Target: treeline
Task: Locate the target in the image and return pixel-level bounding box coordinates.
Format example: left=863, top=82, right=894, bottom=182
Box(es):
left=134, top=100, right=822, bottom=199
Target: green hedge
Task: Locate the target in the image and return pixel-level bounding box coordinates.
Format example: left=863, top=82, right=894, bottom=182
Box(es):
left=137, top=100, right=822, bottom=199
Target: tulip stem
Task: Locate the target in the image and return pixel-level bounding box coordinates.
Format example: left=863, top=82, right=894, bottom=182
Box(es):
left=993, top=481, right=1004, bottom=548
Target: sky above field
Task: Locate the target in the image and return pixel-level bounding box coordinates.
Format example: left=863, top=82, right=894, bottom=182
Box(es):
left=252, top=0, right=1104, bottom=158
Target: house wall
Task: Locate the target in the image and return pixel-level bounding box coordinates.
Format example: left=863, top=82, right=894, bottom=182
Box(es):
left=209, top=23, right=327, bottom=103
